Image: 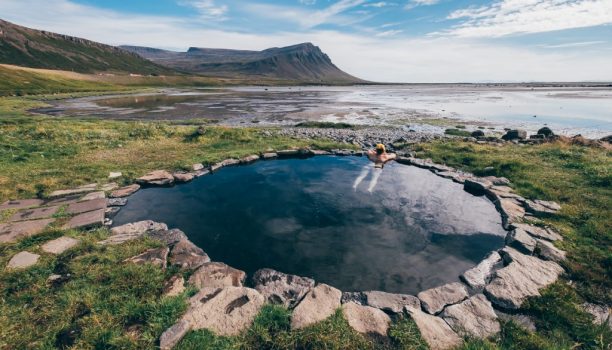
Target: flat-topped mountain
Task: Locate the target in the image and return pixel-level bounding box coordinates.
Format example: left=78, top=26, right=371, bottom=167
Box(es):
left=0, top=19, right=172, bottom=75
left=121, top=43, right=364, bottom=84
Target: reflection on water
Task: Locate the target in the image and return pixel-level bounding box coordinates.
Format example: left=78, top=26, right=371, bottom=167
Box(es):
left=113, top=156, right=506, bottom=294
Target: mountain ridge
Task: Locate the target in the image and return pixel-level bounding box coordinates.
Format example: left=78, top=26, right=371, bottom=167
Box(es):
left=121, top=43, right=365, bottom=84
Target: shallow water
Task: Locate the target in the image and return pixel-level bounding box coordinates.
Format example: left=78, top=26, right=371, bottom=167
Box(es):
left=113, top=156, right=506, bottom=294
left=39, top=85, right=612, bottom=137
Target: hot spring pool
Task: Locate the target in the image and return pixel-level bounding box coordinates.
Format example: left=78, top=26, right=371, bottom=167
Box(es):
left=113, top=156, right=506, bottom=294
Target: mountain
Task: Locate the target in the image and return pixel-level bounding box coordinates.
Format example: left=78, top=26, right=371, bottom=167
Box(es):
left=121, top=43, right=365, bottom=84
left=0, top=19, right=172, bottom=75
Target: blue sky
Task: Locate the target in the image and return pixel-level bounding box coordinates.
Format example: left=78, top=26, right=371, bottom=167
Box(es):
left=1, top=0, right=612, bottom=82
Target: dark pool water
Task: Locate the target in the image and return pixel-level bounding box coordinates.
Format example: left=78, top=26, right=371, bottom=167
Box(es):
left=113, top=156, right=506, bottom=294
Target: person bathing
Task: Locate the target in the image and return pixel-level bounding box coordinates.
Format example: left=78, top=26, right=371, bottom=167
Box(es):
left=367, top=144, right=396, bottom=168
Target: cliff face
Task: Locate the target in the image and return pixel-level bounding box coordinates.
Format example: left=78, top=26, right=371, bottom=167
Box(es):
left=122, top=43, right=364, bottom=84
left=0, top=19, right=173, bottom=74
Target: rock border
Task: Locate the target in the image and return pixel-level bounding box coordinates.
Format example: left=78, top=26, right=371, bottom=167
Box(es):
left=1, top=148, right=568, bottom=350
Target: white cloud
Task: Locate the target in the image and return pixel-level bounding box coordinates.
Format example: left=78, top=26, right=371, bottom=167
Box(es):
left=0, top=0, right=611, bottom=82
left=376, top=29, right=403, bottom=36
left=299, top=0, right=317, bottom=5
left=445, top=0, right=612, bottom=37
left=178, top=0, right=228, bottom=20
left=405, top=0, right=439, bottom=10
left=365, top=2, right=397, bottom=7
left=539, top=40, right=607, bottom=49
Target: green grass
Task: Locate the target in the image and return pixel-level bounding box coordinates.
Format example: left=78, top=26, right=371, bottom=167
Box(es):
left=444, top=128, right=473, bottom=137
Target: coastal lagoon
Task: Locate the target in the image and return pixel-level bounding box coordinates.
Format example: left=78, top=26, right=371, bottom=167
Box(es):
left=113, top=156, right=506, bottom=294
left=39, top=85, right=612, bottom=138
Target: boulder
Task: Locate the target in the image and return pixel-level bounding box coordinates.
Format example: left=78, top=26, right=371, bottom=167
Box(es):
left=291, top=284, right=342, bottom=329
left=99, top=220, right=168, bottom=245
left=342, top=302, right=391, bottom=336
left=471, top=130, right=485, bottom=138
left=169, top=287, right=264, bottom=339
left=505, top=228, right=537, bottom=254
left=510, top=223, right=562, bottom=241
left=41, top=236, right=80, bottom=255
left=169, top=239, right=210, bottom=270
left=277, top=149, right=300, bottom=157
left=6, top=251, right=40, bottom=269
left=537, top=127, right=554, bottom=138
left=110, top=184, right=140, bottom=198
left=535, top=239, right=566, bottom=262
left=63, top=209, right=105, bottom=230
left=441, top=294, right=500, bottom=338
left=464, top=178, right=492, bottom=195
left=240, top=155, right=260, bottom=163
left=0, top=218, right=55, bottom=244
left=262, top=152, right=278, bottom=159
left=363, top=290, right=420, bottom=314
left=163, top=275, right=186, bottom=297
left=173, top=172, right=194, bottom=183
left=10, top=206, right=59, bottom=222
left=501, top=129, right=527, bottom=141
left=192, top=163, right=205, bottom=171
left=525, top=199, right=561, bottom=215
left=485, top=247, right=564, bottom=309
left=147, top=228, right=188, bottom=246
left=125, top=247, right=169, bottom=268
left=252, top=268, right=315, bottom=308
left=188, top=262, right=246, bottom=289
left=460, top=251, right=502, bottom=291
left=137, top=170, right=174, bottom=186
left=405, top=306, right=462, bottom=350
left=107, top=198, right=128, bottom=207
left=417, top=282, right=468, bottom=315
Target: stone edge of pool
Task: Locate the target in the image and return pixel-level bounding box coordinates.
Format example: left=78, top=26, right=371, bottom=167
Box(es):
left=1, top=149, right=566, bottom=350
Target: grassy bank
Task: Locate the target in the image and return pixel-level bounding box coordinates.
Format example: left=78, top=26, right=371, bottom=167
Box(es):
left=1, top=94, right=610, bottom=349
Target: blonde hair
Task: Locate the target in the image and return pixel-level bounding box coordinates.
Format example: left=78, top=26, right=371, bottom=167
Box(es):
left=376, top=144, right=386, bottom=154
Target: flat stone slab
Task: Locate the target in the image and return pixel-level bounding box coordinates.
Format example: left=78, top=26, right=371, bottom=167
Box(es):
left=291, top=283, right=342, bottom=329
left=173, top=172, right=194, bottom=183
left=110, top=184, right=140, bottom=198
left=418, top=282, right=469, bottom=315
left=496, top=198, right=525, bottom=228
left=66, top=198, right=107, bottom=215
left=262, top=152, right=278, bottom=159
left=441, top=294, right=500, bottom=338
left=107, top=198, right=128, bottom=207
left=525, top=199, right=561, bottom=215
left=505, top=228, right=537, bottom=254
left=109, top=172, right=122, bottom=179
left=44, top=195, right=81, bottom=206
left=240, top=155, right=260, bottom=163
left=41, top=236, right=79, bottom=254
left=62, top=209, right=105, bottom=230
left=511, top=223, right=562, bottom=241
left=485, top=247, right=564, bottom=309
left=0, top=199, right=44, bottom=211
left=461, top=251, right=502, bottom=291
left=252, top=268, right=315, bottom=308
left=125, top=247, right=169, bottom=268
left=405, top=306, right=462, bottom=350
left=10, top=206, right=59, bottom=222
left=188, top=262, right=246, bottom=289
left=6, top=251, right=40, bottom=269
left=169, top=238, right=210, bottom=270
left=0, top=218, right=55, bottom=244
left=137, top=170, right=174, bottom=186
left=342, top=302, right=391, bottom=336
left=49, top=184, right=97, bottom=198
left=148, top=228, right=189, bottom=246
left=363, top=290, right=420, bottom=314
left=182, top=287, right=264, bottom=336
left=100, top=183, right=119, bottom=192
left=80, top=191, right=105, bottom=201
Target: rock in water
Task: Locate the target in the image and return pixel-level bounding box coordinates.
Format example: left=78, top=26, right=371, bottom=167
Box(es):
left=405, top=306, right=462, bottom=350
left=342, top=302, right=391, bottom=336
left=461, top=251, right=502, bottom=291
left=188, top=262, right=246, bottom=289
left=417, top=282, right=468, bottom=314
left=252, top=268, right=315, bottom=308
left=441, top=294, right=500, bottom=338
left=110, top=184, right=140, bottom=198
left=485, top=247, right=563, bottom=309
left=291, top=284, right=342, bottom=329
left=363, top=290, right=420, bottom=313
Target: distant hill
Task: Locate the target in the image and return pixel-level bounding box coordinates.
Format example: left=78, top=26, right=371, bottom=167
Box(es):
left=121, top=43, right=365, bottom=84
left=0, top=19, right=173, bottom=75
